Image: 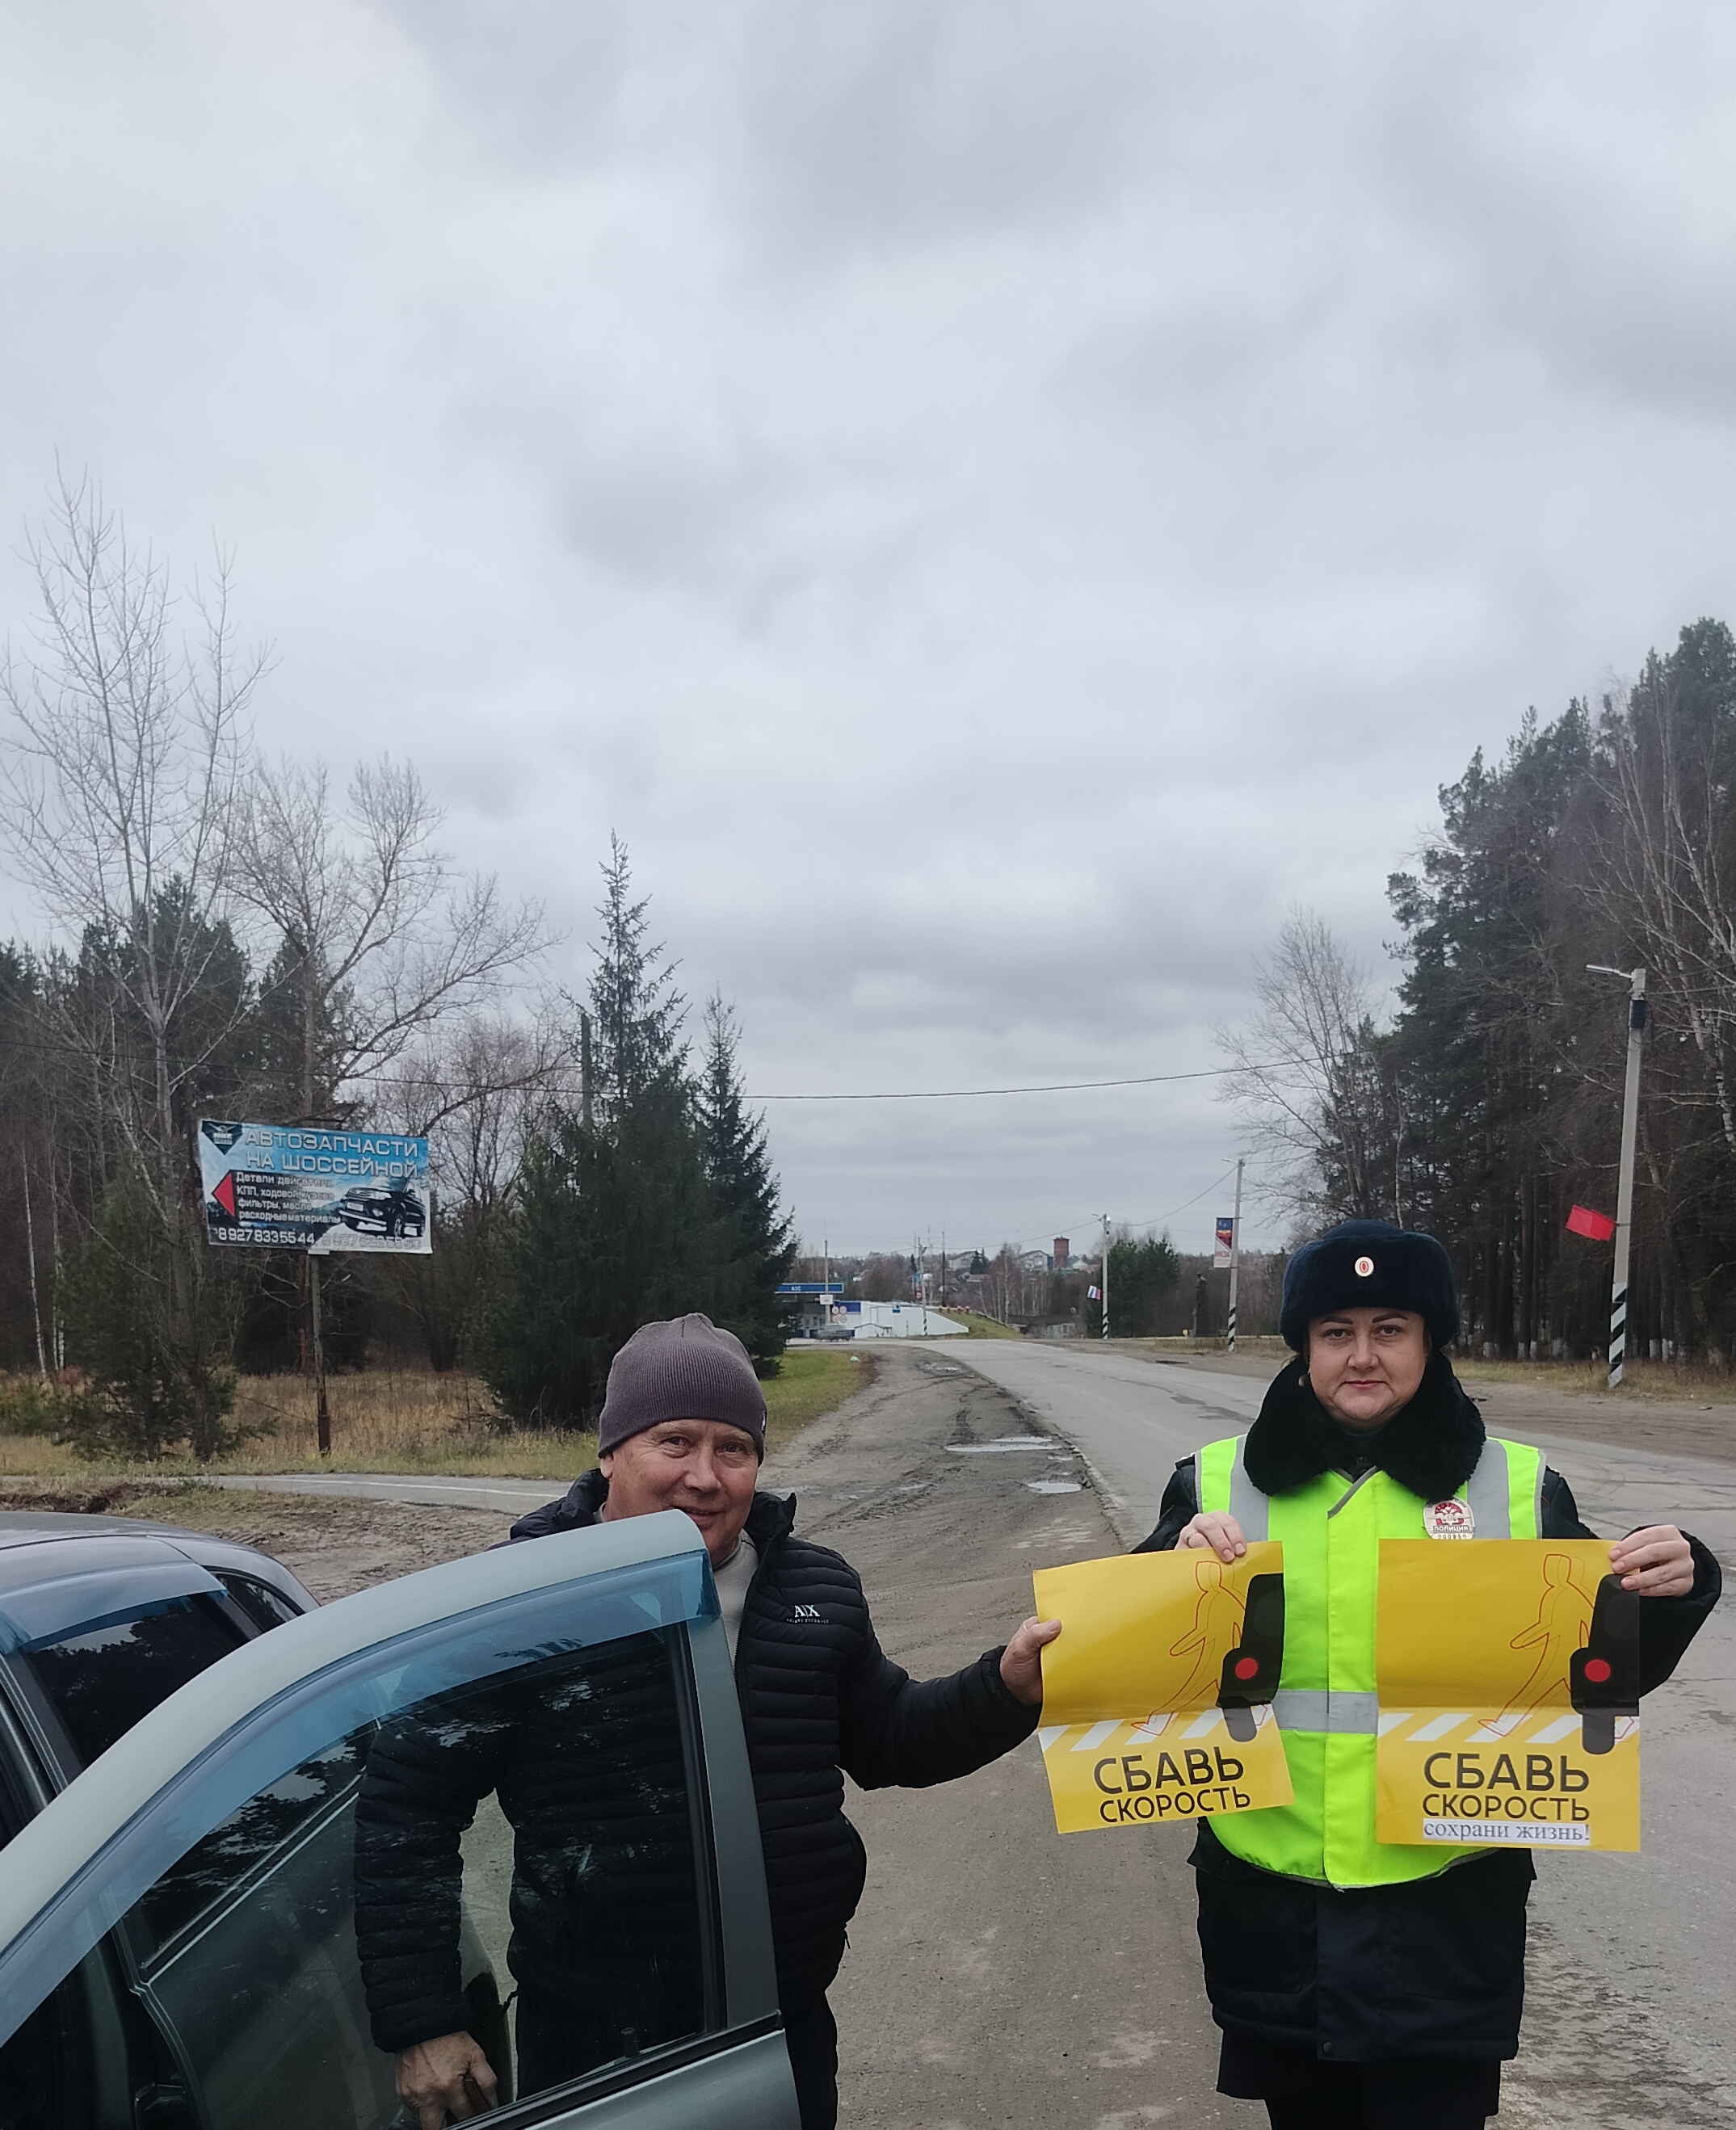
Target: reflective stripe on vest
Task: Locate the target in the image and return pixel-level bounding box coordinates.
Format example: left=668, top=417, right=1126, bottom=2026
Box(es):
left=1197, top=1430, right=1545, bottom=1887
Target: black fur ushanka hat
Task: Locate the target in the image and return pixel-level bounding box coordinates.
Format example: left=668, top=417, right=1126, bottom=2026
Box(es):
left=1278, top=1220, right=1459, bottom=1352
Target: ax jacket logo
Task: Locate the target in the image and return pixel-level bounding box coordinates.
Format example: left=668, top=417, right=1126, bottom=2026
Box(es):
left=790, top=1604, right=824, bottom=1621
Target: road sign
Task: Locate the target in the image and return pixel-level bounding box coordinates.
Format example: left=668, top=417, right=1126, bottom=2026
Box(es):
left=199, top=1120, right=432, bottom=1254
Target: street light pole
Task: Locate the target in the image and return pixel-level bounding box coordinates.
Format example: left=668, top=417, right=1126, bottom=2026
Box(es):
left=1587, top=964, right=1648, bottom=1388
left=1226, top=1156, right=1245, bottom=1352
left=1101, top=1213, right=1111, bottom=1340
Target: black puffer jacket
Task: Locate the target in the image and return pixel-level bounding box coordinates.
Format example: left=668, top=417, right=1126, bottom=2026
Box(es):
left=355, top=1476, right=1037, bottom=2047
left=1141, top=1358, right=1722, bottom=2062
left=355, top=1628, right=704, bottom=2052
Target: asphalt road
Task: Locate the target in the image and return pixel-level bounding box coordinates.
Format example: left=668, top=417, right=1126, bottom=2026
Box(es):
left=950, top=1338, right=1736, bottom=2129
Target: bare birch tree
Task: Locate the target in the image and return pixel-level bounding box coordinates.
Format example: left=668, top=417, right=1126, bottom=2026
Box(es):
left=0, top=478, right=264, bottom=1454
left=236, top=753, right=548, bottom=1121
left=1217, top=910, right=1397, bottom=1227
left=370, top=1013, right=565, bottom=1370
left=1589, top=663, right=1736, bottom=1157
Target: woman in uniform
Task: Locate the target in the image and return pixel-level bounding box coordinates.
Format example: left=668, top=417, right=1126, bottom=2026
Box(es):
left=1142, top=1220, right=1721, bottom=2128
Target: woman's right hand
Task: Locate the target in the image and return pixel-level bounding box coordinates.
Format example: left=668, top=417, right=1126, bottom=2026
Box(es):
left=1178, top=1512, right=1247, bottom=1563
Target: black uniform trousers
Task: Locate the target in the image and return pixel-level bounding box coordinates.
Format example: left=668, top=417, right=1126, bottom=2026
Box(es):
left=1219, top=2031, right=1500, bottom=2127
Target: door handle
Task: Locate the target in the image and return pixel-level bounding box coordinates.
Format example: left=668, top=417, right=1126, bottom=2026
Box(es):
left=134, top=2085, right=197, bottom=2129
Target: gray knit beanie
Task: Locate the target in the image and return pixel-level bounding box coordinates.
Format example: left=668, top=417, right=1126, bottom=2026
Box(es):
left=598, top=1313, right=767, bottom=1459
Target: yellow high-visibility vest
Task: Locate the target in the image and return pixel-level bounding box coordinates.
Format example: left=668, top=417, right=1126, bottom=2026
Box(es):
left=1196, top=1432, right=1545, bottom=1886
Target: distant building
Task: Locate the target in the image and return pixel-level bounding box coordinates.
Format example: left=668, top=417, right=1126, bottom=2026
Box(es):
left=1053, top=1236, right=1070, bottom=1270
left=778, top=1285, right=966, bottom=1342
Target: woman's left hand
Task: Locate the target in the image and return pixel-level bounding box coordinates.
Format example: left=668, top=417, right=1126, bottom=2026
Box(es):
left=1608, top=1526, right=1696, bottom=1599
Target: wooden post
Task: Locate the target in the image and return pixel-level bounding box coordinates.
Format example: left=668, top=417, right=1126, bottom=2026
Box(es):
left=309, top=1252, right=332, bottom=1456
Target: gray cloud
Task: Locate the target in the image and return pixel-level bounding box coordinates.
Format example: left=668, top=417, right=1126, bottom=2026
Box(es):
left=3, top=2, right=1734, bottom=1250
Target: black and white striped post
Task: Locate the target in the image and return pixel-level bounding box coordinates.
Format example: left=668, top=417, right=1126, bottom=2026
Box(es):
left=1226, top=1156, right=1245, bottom=1351
left=1100, top=1212, right=1112, bottom=1339
left=1587, top=964, right=1647, bottom=1389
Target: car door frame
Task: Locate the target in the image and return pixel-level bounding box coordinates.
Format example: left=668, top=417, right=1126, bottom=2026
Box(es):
left=0, top=1509, right=793, bottom=2124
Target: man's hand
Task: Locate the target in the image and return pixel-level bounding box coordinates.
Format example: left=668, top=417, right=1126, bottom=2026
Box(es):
left=1179, top=1512, right=1246, bottom=1563
left=1610, top=1526, right=1696, bottom=1599
left=1000, top=1615, right=1062, bottom=1705
left=395, top=2032, right=498, bottom=2128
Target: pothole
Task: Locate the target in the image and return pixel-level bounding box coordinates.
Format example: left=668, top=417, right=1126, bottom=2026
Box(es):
left=946, top=1437, right=1051, bottom=1454
left=1024, top=1479, right=1082, bottom=1494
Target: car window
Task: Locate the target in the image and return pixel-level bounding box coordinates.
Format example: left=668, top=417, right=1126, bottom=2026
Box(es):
left=23, top=1596, right=248, bottom=1768
left=0, top=1545, right=727, bottom=2130
left=214, top=1573, right=305, bottom=1634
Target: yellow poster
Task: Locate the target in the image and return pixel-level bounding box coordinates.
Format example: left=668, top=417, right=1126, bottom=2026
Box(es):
left=1376, top=1540, right=1640, bottom=1853
left=1032, top=1545, right=1293, bottom=1834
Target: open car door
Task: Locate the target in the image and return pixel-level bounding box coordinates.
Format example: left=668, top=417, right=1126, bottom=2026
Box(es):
left=0, top=1510, right=798, bottom=2130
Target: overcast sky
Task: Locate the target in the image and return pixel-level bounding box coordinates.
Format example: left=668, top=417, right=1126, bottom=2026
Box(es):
left=3, top=4, right=1734, bottom=1254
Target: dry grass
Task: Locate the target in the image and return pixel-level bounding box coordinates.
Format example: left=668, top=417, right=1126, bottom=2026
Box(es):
left=1450, top=1355, right=1736, bottom=1403
left=936, top=1311, right=1022, bottom=1339
left=0, top=1346, right=870, bottom=1478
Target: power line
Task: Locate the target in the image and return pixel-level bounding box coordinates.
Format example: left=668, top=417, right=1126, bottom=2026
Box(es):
left=748, top=1065, right=1236, bottom=1103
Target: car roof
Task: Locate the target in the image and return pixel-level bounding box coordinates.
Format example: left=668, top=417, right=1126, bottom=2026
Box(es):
left=0, top=1514, right=315, bottom=1607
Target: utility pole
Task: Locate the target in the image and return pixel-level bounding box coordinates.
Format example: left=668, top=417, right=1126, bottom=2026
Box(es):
left=1587, top=964, right=1647, bottom=1388
left=1100, top=1214, right=1112, bottom=1340
left=309, top=1251, right=332, bottom=1456
left=1226, top=1156, right=1245, bottom=1352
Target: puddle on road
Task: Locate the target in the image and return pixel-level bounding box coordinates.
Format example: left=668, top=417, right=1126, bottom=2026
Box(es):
left=947, top=1437, right=1050, bottom=1453
left=1025, top=1479, right=1082, bottom=1494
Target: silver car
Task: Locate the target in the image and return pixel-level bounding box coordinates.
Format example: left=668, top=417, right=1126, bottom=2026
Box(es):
left=0, top=1510, right=800, bottom=2129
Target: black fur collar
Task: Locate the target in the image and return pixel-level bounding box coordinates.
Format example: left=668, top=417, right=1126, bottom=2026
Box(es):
left=1242, top=1350, right=1486, bottom=1504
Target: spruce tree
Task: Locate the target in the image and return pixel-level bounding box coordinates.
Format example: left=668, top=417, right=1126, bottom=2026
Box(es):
left=696, top=992, right=796, bottom=1367
left=476, top=842, right=792, bottom=1425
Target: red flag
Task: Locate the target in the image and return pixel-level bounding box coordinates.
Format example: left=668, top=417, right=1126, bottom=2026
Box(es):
left=1566, top=1204, right=1616, bottom=1242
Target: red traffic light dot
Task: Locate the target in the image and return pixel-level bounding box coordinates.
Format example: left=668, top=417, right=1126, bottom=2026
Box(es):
left=1583, top=1657, right=1612, bottom=1684
left=1234, top=1656, right=1260, bottom=1681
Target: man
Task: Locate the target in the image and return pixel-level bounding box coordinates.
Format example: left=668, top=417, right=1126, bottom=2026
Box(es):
left=357, top=1313, right=1058, bottom=2129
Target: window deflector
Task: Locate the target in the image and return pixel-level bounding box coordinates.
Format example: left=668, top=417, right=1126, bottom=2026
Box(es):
left=0, top=1512, right=713, bottom=2050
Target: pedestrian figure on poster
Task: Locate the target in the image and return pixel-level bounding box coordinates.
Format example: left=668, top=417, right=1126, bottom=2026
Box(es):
left=1501, top=1551, right=1597, bottom=1721
left=1168, top=1556, right=1247, bottom=1707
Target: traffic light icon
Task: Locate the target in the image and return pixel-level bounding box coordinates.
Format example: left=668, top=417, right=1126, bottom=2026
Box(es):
left=1569, top=1574, right=1641, bottom=1755
left=1218, top=1573, right=1284, bottom=1742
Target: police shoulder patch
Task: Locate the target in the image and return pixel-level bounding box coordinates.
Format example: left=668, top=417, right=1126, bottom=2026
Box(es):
left=1423, top=1498, right=1474, bottom=1540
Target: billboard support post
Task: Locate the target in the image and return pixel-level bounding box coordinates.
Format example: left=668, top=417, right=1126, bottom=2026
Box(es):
left=309, top=1254, right=332, bottom=1457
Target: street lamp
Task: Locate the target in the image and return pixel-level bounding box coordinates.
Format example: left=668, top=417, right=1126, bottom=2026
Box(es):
left=1587, top=964, right=1648, bottom=1388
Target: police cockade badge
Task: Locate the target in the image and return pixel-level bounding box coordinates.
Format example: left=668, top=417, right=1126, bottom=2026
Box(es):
left=1354, top=1254, right=1376, bottom=1277
left=1423, top=1498, right=1474, bottom=1540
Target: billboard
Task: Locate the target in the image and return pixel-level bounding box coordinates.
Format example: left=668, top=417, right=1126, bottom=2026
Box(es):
left=1213, top=1215, right=1235, bottom=1269
left=199, top=1120, right=431, bottom=1254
